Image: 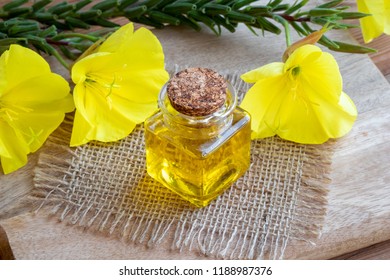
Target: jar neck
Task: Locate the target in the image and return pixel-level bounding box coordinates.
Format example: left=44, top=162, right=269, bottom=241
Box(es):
left=158, top=82, right=237, bottom=139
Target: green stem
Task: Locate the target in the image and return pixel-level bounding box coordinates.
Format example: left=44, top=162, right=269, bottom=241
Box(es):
left=273, top=14, right=291, bottom=46
left=51, top=33, right=99, bottom=42
left=50, top=47, right=70, bottom=69
left=286, top=25, right=291, bottom=47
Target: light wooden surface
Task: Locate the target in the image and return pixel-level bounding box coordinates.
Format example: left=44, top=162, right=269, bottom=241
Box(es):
left=1, top=1, right=390, bottom=260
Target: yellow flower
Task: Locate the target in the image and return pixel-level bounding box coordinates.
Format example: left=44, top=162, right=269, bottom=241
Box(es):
left=357, top=0, right=390, bottom=43
left=70, top=22, right=169, bottom=146
left=0, top=45, right=74, bottom=174
left=240, top=44, right=357, bottom=144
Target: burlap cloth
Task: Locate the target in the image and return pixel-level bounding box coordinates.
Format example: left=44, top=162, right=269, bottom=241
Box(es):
left=31, top=71, right=332, bottom=260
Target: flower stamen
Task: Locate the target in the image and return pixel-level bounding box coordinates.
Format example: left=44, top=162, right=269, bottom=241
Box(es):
left=0, top=101, right=31, bottom=122
left=240, top=44, right=357, bottom=144
left=26, top=127, right=44, bottom=146
left=69, top=22, right=169, bottom=147
left=85, top=73, right=121, bottom=110
left=0, top=44, right=73, bottom=174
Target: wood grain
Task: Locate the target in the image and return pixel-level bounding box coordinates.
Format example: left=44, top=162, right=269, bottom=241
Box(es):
left=340, top=34, right=390, bottom=261
left=350, top=31, right=390, bottom=77
left=332, top=239, right=390, bottom=260
left=0, top=225, right=15, bottom=260
left=337, top=32, right=390, bottom=261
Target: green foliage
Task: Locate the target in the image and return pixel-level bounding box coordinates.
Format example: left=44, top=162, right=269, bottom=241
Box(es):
left=0, top=0, right=373, bottom=68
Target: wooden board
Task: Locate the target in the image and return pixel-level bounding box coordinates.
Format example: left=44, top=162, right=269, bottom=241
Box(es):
left=1, top=2, right=390, bottom=260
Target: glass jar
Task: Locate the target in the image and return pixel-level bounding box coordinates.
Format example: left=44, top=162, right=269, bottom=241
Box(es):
left=144, top=71, right=251, bottom=207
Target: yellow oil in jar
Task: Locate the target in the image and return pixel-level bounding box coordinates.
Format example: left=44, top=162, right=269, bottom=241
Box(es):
left=144, top=108, right=251, bottom=207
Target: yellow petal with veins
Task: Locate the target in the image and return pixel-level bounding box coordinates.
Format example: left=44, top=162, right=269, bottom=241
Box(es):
left=0, top=121, right=29, bottom=174
left=69, top=110, right=93, bottom=147
left=97, top=22, right=134, bottom=53
left=240, top=44, right=357, bottom=144
left=241, top=62, right=284, bottom=83
left=71, top=75, right=141, bottom=146
left=0, top=44, right=50, bottom=93
left=2, top=73, right=72, bottom=112
left=287, top=45, right=342, bottom=104
left=70, top=22, right=168, bottom=146
left=240, top=73, right=287, bottom=139
left=70, top=110, right=137, bottom=146
left=0, top=45, right=73, bottom=174
left=357, top=0, right=388, bottom=43
left=385, top=0, right=390, bottom=34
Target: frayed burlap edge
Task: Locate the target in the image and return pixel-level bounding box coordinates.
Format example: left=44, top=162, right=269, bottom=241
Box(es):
left=290, top=143, right=332, bottom=244
left=30, top=71, right=333, bottom=260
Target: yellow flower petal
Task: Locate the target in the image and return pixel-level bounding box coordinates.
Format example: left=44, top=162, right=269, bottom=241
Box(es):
left=287, top=45, right=342, bottom=104
left=71, top=22, right=168, bottom=145
left=1, top=45, right=51, bottom=92
left=14, top=112, right=68, bottom=152
left=2, top=73, right=73, bottom=112
left=97, top=22, right=134, bottom=53
left=71, top=82, right=138, bottom=145
left=240, top=74, right=288, bottom=139
left=240, top=62, right=284, bottom=83
left=0, top=122, right=13, bottom=159
left=0, top=121, right=29, bottom=174
left=18, top=111, right=64, bottom=153
left=70, top=110, right=137, bottom=147
left=110, top=94, right=158, bottom=123
left=313, top=91, right=357, bottom=139
left=69, top=110, right=93, bottom=147
left=124, top=26, right=167, bottom=67
left=275, top=87, right=357, bottom=144
left=0, top=51, right=7, bottom=94
left=73, top=51, right=168, bottom=104
left=71, top=52, right=112, bottom=84
left=284, top=44, right=321, bottom=69
left=0, top=45, right=73, bottom=174
left=357, top=0, right=386, bottom=43
left=1, top=65, right=73, bottom=154
left=116, top=69, right=169, bottom=103
left=267, top=83, right=328, bottom=144
left=240, top=44, right=357, bottom=144
left=385, top=0, right=390, bottom=34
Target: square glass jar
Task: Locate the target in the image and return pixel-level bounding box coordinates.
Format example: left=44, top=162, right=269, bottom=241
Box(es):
left=144, top=82, right=251, bottom=207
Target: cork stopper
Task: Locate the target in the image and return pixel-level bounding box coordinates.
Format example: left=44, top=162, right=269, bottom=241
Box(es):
left=166, top=67, right=227, bottom=117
